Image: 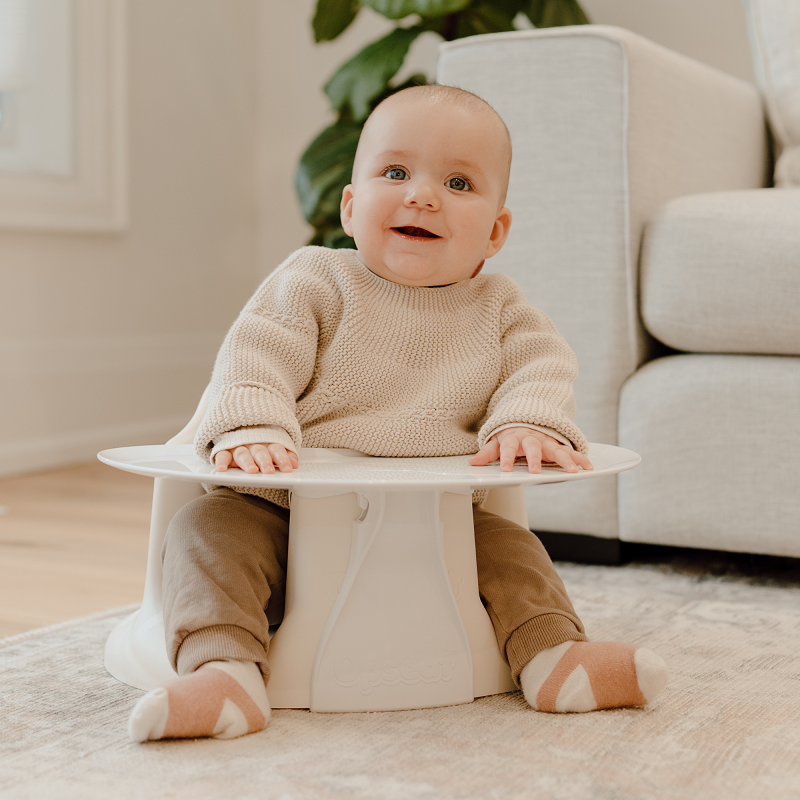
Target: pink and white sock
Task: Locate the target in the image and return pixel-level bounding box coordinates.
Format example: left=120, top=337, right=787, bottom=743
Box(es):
left=520, top=641, right=668, bottom=713
left=128, top=660, right=271, bottom=742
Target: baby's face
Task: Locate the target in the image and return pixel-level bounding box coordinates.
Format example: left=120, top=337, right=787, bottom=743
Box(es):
left=341, top=96, right=512, bottom=287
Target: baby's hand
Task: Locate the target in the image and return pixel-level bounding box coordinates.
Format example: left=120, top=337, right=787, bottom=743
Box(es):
left=468, top=427, right=593, bottom=474
left=214, top=443, right=298, bottom=474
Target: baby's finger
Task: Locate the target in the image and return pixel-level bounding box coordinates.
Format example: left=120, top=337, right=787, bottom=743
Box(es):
left=522, top=435, right=544, bottom=474
left=499, top=435, right=522, bottom=472
left=268, top=444, right=295, bottom=473
left=468, top=440, right=500, bottom=466
left=553, top=447, right=579, bottom=473
left=233, top=445, right=259, bottom=474
left=250, top=444, right=275, bottom=474
left=214, top=450, right=232, bottom=472
left=542, top=441, right=580, bottom=473
left=571, top=451, right=593, bottom=470
left=542, top=439, right=593, bottom=472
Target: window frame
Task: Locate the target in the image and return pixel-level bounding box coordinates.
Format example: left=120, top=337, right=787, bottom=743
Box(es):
left=0, top=0, right=127, bottom=232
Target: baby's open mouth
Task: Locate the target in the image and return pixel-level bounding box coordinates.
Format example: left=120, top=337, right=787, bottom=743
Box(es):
left=392, top=226, right=441, bottom=239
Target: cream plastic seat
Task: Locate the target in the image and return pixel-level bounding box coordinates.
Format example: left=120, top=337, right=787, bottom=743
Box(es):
left=104, top=387, right=523, bottom=710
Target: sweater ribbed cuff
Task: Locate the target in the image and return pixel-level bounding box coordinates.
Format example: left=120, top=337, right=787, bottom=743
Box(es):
left=486, top=423, right=574, bottom=448
left=210, top=425, right=297, bottom=464
left=506, top=613, right=588, bottom=687
left=175, top=624, right=270, bottom=680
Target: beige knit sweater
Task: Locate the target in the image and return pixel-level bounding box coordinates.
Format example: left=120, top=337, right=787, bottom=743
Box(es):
left=196, top=246, right=587, bottom=508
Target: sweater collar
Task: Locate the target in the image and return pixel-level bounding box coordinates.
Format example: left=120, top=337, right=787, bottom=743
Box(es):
left=353, top=250, right=474, bottom=294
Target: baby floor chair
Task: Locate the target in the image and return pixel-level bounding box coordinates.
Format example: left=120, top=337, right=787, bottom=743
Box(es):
left=104, top=387, right=524, bottom=711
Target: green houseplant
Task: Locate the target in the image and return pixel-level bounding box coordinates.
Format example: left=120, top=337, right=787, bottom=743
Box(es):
left=296, top=0, right=590, bottom=249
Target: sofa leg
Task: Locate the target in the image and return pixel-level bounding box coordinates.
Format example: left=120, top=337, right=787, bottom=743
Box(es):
left=535, top=531, right=622, bottom=566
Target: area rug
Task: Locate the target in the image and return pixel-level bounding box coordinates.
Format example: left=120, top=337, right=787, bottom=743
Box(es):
left=1, top=560, right=799, bottom=800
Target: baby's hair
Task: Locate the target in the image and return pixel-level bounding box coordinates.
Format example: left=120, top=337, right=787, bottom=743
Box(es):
left=358, top=84, right=513, bottom=202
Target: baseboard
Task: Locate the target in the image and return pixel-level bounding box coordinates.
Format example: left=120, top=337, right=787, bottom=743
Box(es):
left=536, top=531, right=622, bottom=566
left=0, top=415, right=190, bottom=478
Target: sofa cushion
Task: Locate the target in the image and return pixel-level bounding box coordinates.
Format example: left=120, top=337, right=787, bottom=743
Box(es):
left=641, top=188, right=800, bottom=355
left=618, top=353, right=800, bottom=557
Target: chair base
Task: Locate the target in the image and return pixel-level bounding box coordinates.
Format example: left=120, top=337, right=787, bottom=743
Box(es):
left=104, top=486, right=517, bottom=711
left=105, top=607, right=176, bottom=692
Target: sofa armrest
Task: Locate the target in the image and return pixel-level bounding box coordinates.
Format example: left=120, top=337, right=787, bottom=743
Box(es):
left=439, top=25, right=768, bottom=415
left=437, top=26, right=768, bottom=538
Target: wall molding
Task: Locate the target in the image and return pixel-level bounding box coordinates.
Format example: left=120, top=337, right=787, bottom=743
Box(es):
left=0, top=0, right=127, bottom=231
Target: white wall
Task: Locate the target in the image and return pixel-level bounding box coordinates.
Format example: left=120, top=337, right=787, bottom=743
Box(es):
left=580, top=0, right=755, bottom=83
left=0, top=0, right=259, bottom=476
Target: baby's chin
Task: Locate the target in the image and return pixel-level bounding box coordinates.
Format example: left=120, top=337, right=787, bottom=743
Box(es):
left=358, top=249, right=473, bottom=287
left=370, top=259, right=460, bottom=287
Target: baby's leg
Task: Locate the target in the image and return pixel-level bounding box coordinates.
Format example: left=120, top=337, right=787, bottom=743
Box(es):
left=473, top=507, right=667, bottom=712
left=129, top=488, right=288, bottom=742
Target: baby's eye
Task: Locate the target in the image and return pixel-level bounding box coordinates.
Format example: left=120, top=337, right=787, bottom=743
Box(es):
left=446, top=176, right=471, bottom=191
left=384, top=167, right=408, bottom=181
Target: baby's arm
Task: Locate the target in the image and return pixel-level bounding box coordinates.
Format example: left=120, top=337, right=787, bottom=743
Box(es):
left=469, top=426, right=592, bottom=474
left=214, top=443, right=297, bottom=474
left=475, top=281, right=592, bottom=471
left=195, top=250, right=341, bottom=469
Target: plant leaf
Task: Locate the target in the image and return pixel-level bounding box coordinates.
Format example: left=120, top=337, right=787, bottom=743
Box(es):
left=323, top=226, right=356, bottom=249
left=324, top=26, right=422, bottom=121
left=454, top=3, right=518, bottom=37
left=525, top=0, right=590, bottom=27
left=362, top=0, right=470, bottom=20
left=313, top=0, right=362, bottom=42
left=296, top=121, right=362, bottom=224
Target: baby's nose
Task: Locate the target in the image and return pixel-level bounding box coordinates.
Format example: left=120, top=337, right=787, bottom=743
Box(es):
left=405, top=183, right=439, bottom=209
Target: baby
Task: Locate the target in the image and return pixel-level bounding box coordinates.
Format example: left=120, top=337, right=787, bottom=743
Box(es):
left=129, top=85, right=668, bottom=742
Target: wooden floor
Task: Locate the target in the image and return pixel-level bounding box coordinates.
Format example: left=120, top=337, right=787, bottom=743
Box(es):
left=0, top=461, right=153, bottom=639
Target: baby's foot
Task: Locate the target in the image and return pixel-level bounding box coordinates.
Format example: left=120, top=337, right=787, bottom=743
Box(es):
left=520, top=641, right=668, bottom=713
left=128, top=660, right=271, bottom=742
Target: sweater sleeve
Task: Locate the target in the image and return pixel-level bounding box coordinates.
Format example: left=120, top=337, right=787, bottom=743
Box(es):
left=194, top=249, right=339, bottom=463
left=478, top=284, right=588, bottom=454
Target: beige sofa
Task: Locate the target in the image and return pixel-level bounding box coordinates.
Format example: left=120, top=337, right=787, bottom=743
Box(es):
left=438, top=26, right=800, bottom=562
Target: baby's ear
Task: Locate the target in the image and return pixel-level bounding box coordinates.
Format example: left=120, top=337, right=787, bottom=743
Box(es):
left=340, top=184, right=355, bottom=236
left=484, top=206, right=512, bottom=259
